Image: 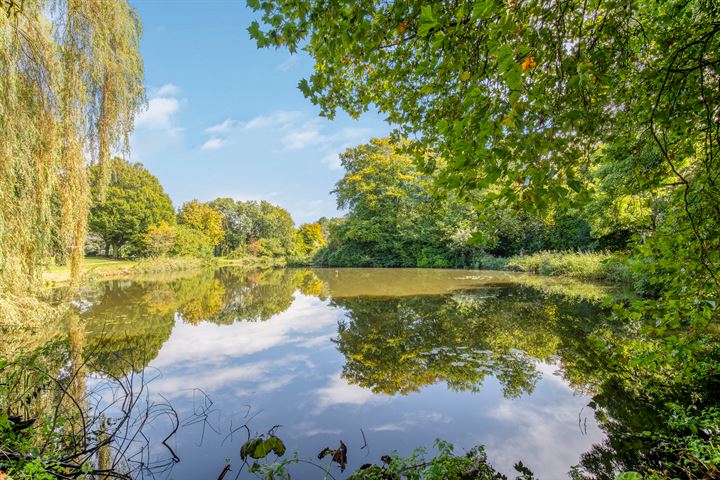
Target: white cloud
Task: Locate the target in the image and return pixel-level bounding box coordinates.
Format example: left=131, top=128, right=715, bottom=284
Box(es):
left=243, top=111, right=302, bottom=129
left=136, top=97, right=181, bottom=130
left=241, top=110, right=377, bottom=170
left=205, top=119, right=236, bottom=134
left=321, top=152, right=342, bottom=170
left=135, top=83, right=183, bottom=132
left=282, top=126, right=322, bottom=150
left=154, top=83, right=181, bottom=97
left=201, top=137, right=226, bottom=151
left=276, top=55, right=300, bottom=72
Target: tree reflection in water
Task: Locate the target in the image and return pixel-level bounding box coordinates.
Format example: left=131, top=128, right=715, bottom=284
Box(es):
left=1, top=268, right=690, bottom=479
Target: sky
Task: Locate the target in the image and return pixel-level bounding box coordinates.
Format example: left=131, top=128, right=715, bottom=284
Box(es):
left=129, top=0, right=391, bottom=224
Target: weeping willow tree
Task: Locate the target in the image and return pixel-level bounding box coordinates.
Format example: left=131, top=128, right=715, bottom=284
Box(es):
left=0, top=0, right=144, bottom=299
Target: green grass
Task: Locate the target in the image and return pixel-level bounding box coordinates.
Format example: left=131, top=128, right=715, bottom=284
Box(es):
left=503, top=251, right=632, bottom=283
left=471, top=251, right=633, bottom=284
left=46, top=256, right=135, bottom=271
left=132, top=256, right=212, bottom=274
left=43, top=256, right=212, bottom=285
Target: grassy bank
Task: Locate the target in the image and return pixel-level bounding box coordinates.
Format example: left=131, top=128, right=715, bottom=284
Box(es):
left=476, top=251, right=633, bottom=283
left=43, top=256, right=213, bottom=285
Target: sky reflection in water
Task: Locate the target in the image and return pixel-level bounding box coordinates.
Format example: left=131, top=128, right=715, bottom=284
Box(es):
left=76, top=268, right=609, bottom=479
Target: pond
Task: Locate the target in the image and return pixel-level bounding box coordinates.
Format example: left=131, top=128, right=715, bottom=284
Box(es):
left=6, top=268, right=637, bottom=479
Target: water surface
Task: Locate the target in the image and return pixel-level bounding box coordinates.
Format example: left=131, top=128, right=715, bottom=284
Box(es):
left=26, top=268, right=622, bottom=478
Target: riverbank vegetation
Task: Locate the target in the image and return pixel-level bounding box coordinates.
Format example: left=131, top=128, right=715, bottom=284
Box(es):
left=312, top=138, right=634, bottom=277
left=247, top=0, right=720, bottom=477
left=2, top=0, right=719, bottom=478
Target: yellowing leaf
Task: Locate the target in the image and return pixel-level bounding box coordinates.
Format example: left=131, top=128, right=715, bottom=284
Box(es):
left=521, top=56, right=537, bottom=71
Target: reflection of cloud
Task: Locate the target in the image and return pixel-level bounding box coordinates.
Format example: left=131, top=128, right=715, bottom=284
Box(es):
left=313, top=373, right=386, bottom=412
left=233, top=374, right=297, bottom=397
left=369, top=411, right=451, bottom=433
left=151, top=355, right=310, bottom=398
left=296, top=335, right=333, bottom=349
left=369, top=423, right=406, bottom=432
left=481, top=381, right=604, bottom=479
left=305, top=428, right=342, bottom=436
left=534, top=361, right=568, bottom=388
left=151, top=295, right=338, bottom=369
left=291, top=421, right=343, bottom=438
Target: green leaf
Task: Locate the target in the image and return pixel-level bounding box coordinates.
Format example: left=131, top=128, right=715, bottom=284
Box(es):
left=240, top=438, right=263, bottom=460
left=240, top=436, right=287, bottom=460
left=473, top=0, right=496, bottom=19
left=568, top=180, right=582, bottom=192
left=615, top=473, right=642, bottom=480
left=418, top=5, right=437, bottom=37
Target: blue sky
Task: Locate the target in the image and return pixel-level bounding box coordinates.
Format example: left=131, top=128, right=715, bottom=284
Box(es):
left=129, top=1, right=390, bottom=224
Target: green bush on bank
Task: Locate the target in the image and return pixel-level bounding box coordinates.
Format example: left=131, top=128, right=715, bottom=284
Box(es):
left=132, top=256, right=212, bottom=274
left=503, top=251, right=632, bottom=283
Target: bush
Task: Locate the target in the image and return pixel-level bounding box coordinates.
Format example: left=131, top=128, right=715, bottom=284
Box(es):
left=471, top=253, right=510, bottom=270
left=143, top=222, right=177, bottom=257
left=132, top=256, right=210, bottom=274
left=416, top=247, right=451, bottom=268
left=258, top=238, right=286, bottom=258
left=170, top=225, right=214, bottom=258
left=504, top=251, right=631, bottom=282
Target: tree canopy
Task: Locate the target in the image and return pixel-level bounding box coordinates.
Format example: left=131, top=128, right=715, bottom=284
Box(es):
left=316, top=138, right=616, bottom=267
left=178, top=200, right=225, bottom=247
left=207, top=198, right=297, bottom=257
left=88, top=158, right=175, bottom=257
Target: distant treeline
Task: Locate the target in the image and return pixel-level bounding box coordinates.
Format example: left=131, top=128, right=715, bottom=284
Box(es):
left=86, top=139, right=640, bottom=269
left=84, top=157, right=324, bottom=262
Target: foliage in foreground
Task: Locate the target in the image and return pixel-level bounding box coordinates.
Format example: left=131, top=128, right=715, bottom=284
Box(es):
left=233, top=435, right=535, bottom=480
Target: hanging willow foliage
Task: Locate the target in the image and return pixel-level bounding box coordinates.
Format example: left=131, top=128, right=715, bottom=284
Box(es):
left=0, top=0, right=144, bottom=295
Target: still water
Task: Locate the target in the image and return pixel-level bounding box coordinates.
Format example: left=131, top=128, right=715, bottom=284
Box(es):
left=52, top=268, right=622, bottom=478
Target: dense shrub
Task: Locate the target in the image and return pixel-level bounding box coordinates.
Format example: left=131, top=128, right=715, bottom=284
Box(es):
left=170, top=225, right=214, bottom=259
left=505, top=251, right=632, bottom=282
